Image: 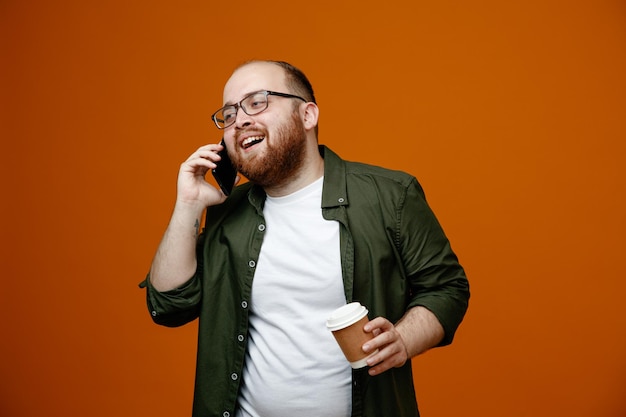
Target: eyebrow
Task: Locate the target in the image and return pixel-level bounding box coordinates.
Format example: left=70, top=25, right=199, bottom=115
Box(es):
left=223, top=90, right=264, bottom=107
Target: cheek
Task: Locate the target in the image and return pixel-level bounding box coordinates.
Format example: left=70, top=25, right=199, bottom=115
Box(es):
left=222, top=132, right=235, bottom=145
left=222, top=133, right=240, bottom=155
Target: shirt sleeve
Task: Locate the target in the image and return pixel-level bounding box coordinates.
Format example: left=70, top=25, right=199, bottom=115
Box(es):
left=400, top=178, right=470, bottom=346
left=139, top=273, right=202, bottom=327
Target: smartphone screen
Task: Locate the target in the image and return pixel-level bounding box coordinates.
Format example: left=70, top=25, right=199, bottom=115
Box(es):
left=211, top=139, right=237, bottom=196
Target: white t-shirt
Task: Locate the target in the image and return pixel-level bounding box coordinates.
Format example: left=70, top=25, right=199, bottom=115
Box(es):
left=237, top=177, right=351, bottom=417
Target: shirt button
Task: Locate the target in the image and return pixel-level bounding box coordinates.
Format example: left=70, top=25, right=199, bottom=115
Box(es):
left=238, top=334, right=245, bottom=342
left=223, top=412, right=230, bottom=417
left=258, top=224, right=266, bottom=231
left=151, top=311, right=157, bottom=317
left=231, top=373, right=238, bottom=381
left=241, top=300, right=248, bottom=309
left=248, top=260, right=256, bottom=268
left=338, top=197, right=345, bottom=203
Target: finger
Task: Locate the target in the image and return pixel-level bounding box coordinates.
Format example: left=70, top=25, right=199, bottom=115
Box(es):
left=187, top=151, right=220, bottom=166
left=363, top=317, right=392, bottom=333
left=368, top=354, right=403, bottom=376
left=186, top=143, right=224, bottom=162
left=363, top=329, right=396, bottom=353
left=185, top=145, right=226, bottom=169
left=181, top=158, right=213, bottom=176
left=366, top=347, right=393, bottom=374
left=367, top=342, right=407, bottom=375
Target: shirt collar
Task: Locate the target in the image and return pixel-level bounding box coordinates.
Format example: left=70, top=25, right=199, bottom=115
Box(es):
left=319, top=145, right=349, bottom=208
left=246, top=145, right=349, bottom=210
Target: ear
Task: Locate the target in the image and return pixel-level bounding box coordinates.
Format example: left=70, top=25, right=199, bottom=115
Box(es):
left=301, top=102, right=319, bottom=131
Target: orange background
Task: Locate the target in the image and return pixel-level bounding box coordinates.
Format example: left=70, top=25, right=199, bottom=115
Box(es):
left=1, top=1, right=625, bottom=416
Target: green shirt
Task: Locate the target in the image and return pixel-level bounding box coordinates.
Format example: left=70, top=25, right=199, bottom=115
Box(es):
left=140, top=146, right=470, bottom=417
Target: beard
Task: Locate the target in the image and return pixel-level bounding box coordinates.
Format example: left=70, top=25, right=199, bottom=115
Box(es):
left=232, top=110, right=308, bottom=189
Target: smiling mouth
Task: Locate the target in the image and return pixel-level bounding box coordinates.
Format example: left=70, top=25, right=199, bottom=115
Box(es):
left=242, top=135, right=265, bottom=149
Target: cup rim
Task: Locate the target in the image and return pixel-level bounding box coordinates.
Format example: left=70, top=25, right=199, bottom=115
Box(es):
left=326, top=302, right=368, bottom=331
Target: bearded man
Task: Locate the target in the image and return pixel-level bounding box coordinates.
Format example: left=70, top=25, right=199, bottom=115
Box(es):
left=141, top=60, right=470, bottom=417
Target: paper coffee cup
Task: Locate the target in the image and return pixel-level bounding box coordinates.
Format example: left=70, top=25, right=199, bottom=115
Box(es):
left=326, top=302, right=378, bottom=369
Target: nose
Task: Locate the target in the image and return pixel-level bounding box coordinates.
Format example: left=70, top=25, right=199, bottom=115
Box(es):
left=234, top=107, right=253, bottom=129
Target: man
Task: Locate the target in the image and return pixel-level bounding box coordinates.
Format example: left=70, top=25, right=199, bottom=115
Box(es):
left=140, top=60, right=470, bottom=417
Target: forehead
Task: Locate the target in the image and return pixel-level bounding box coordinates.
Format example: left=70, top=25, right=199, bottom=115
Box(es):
left=223, top=62, right=288, bottom=104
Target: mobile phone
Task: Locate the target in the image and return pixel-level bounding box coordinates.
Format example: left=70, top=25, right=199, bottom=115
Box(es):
left=211, top=139, right=237, bottom=196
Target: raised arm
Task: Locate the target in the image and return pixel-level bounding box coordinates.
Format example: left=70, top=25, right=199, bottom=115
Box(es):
left=149, top=142, right=231, bottom=292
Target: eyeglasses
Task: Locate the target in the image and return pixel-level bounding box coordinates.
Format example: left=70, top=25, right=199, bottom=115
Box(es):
left=211, top=90, right=307, bottom=129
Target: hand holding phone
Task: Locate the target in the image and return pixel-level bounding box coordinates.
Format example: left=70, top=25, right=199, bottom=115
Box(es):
left=211, top=139, right=237, bottom=196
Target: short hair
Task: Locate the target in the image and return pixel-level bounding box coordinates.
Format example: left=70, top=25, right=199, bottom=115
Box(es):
left=236, top=60, right=317, bottom=104
left=268, top=61, right=317, bottom=104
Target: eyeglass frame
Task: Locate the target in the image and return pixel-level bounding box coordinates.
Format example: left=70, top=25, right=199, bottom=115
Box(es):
left=211, top=90, right=307, bottom=129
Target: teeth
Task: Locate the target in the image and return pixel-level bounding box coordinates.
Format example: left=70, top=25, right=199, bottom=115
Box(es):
left=242, top=136, right=265, bottom=148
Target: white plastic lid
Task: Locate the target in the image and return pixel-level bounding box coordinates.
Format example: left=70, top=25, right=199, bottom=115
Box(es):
left=326, top=302, right=368, bottom=331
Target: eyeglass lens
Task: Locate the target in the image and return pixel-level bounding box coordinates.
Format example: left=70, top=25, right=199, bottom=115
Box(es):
left=215, top=92, right=270, bottom=128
